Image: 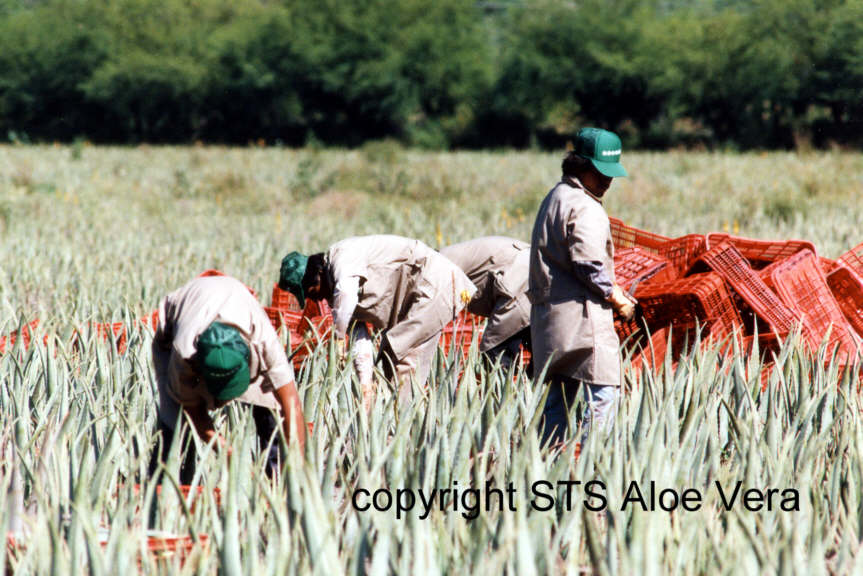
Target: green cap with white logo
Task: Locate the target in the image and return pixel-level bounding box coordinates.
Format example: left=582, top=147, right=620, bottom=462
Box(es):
left=573, top=127, right=628, bottom=178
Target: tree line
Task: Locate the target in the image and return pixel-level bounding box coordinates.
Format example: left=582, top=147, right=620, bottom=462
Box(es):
left=0, top=0, right=860, bottom=149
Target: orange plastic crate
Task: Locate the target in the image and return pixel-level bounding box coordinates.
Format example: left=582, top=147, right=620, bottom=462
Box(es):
left=819, top=257, right=839, bottom=275
left=270, top=283, right=302, bottom=311
left=719, top=332, right=782, bottom=358
left=0, top=319, right=40, bottom=354
left=827, top=265, right=863, bottom=338
left=698, top=242, right=799, bottom=336
left=613, top=248, right=676, bottom=292
left=705, top=234, right=816, bottom=269
left=609, top=217, right=671, bottom=254
left=630, top=326, right=669, bottom=373
left=94, top=321, right=128, bottom=353
left=615, top=315, right=642, bottom=343
left=139, top=310, right=160, bottom=331
left=264, top=306, right=303, bottom=331
left=657, top=234, right=707, bottom=275
left=765, top=250, right=857, bottom=358
left=439, top=326, right=479, bottom=357
left=839, top=242, right=863, bottom=278
left=304, top=298, right=332, bottom=318
left=146, top=533, right=208, bottom=566
left=439, top=311, right=484, bottom=357
left=636, top=272, right=743, bottom=341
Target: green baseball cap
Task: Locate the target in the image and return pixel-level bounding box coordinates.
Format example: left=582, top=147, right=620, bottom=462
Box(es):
left=573, top=127, right=628, bottom=178
left=196, top=322, right=250, bottom=402
left=279, top=251, right=308, bottom=308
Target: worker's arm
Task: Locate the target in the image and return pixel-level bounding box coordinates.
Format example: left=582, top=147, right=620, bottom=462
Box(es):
left=184, top=402, right=232, bottom=454
left=332, top=275, right=361, bottom=339
left=273, top=382, right=306, bottom=451
left=349, top=322, right=375, bottom=410
left=571, top=260, right=614, bottom=299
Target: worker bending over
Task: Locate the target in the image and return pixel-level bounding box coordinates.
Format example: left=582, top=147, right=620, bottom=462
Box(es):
left=441, top=236, right=532, bottom=373
left=151, top=275, right=305, bottom=481
left=279, top=234, right=476, bottom=407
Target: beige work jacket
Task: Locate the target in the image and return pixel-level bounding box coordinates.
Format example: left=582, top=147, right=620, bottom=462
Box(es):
left=529, top=178, right=621, bottom=386
left=327, top=235, right=476, bottom=360
left=441, top=236, right=531, bottom=351
left=152, top=276, right=295, bottom=413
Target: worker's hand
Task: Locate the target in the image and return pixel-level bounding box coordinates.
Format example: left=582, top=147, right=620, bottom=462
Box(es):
left=608, top=284, right=636, bottom=321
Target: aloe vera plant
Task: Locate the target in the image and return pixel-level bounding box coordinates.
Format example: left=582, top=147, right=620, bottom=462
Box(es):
left=1, top=146, right=861, bottom=573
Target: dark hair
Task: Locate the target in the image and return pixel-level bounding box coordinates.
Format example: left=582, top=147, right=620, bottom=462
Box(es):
left=302, top=253, right=326, bottom=289
left=561, top=151, right=591, bottom=178
left=302, top=252, right=334, bottom=298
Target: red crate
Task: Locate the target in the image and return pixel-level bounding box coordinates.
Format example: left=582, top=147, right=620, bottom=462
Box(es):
left=766, top=249, right=857, bottom=358
left=270, top=283, right=302, bottom=311
left=613, top=248, right=676, bottom=292
left=304, top=297, right=332, bottom=318
left=839, top=242, right=863, bottom=278
left=705, top=234, right=816, bottom=269
left=146, top=533, right=208, bottom=566
left=827, top=265, right=863, bottom=338
left=636, top=272, right=743, bottom=341
left=720, top=332, right=782, bottom=359
left=609, top=217, right=671, bottom=254
left=439, top=326, right=480, bottom=357
left=657, top=234, right=707, bottom=275
left=94, top=321, right=129, bottom=353
left=697, top=242, right=799, bottom=336
left=289, top=314, right=334, bottom=369
left=0, top=319, right=40, bottom=354
left=615, top=316, right=643, bottom=344
left=440, top=310, right=484, bottom=356
left=264, top=306, right=303, bottom=331
left=199, top=270, right=257, bottom=299
left=630, top=327, right=669, bottom=373
left=819, top=257, right=839, bottom=275
left=139, top=310, right=160, bottom=331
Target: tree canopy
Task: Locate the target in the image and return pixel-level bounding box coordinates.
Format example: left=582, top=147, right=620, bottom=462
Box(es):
left=0, top=0, right=859, bottom=148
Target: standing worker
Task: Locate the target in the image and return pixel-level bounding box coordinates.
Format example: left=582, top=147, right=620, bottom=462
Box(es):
left=441, top=236, right=532, bottom=372
left=279, top=235, right=476, bottom=407
left=151, top=274, right=305, bottom=482
left=529, top=128, right=636, bottom=446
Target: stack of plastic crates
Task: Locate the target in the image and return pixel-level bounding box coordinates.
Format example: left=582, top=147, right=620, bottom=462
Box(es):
left=761, top=249, right=858, bottom=361
left=269, top=284, right=334, bottom=368
left=827, top=265, right=863, bottom=338
left=705, top=234, right=815, bottom=269
left=635, top=272, right=742, bottom=348
left=697, top=242, right=800, bottom=338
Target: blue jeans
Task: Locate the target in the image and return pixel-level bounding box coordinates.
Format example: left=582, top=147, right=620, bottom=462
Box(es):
left=540, top=375, right=619, bottom=446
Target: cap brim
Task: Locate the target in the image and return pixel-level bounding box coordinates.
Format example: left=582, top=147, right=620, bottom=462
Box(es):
left=590, top=158, right=628, bottom=178
left=211, top=364, right=250, bottom=402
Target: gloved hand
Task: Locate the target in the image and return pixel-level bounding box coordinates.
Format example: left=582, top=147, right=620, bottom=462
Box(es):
left=608, top=284, right=637, bottom=321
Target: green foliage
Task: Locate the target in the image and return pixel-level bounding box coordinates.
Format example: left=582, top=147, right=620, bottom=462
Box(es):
left=0, top=0, right=860, bottom=148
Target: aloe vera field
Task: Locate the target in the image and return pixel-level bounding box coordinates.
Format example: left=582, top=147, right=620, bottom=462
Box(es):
left=1, top=145, right=863, bottom=574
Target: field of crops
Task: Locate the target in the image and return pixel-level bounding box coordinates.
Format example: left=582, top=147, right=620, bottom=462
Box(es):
left=1, top=145, right=862, bottom=574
